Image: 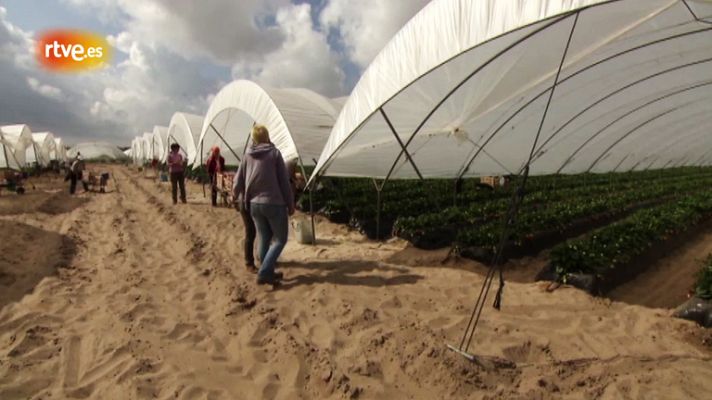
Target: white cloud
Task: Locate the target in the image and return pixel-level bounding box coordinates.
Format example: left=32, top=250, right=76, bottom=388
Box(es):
left=2, top=0, right=430, bottom=145
left=321, top=0, right=430, bottom=68
left=0, top=6, right=34, bottom=68
left=26, top=77, right=63, bottom=100
left=232, top=3, right=345, bottom=97
left=69, top=0, right=288, bottom=63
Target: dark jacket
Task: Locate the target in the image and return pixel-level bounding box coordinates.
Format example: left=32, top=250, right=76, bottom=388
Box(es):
left=234, top=143, right=293, bottom=210
left=207, top=154, right=225, bottom=176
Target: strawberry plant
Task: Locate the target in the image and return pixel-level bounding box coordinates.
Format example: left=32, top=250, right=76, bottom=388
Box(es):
left=695, top=255, right=712, bottom=300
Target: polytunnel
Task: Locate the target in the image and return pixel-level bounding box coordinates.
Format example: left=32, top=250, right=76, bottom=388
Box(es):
left=141, top=131, right=161, bottom=162
left=27, top=132, right=56, bottom=167
left=140, top=133, right=153, bottom=162
left=129, top=138, right=140, bottom=164
left=0, top=130, right=21, bottom=170
left=311, top=0, right=712, bottom=183
left=305, top=0, right=712, bottom=362
left=194, top=80, right=343, bottom=170
left=166, top=112, right=203, bottom=165
left=151, top=126, right=169, bottom=162
left=0, top=124, right=35, bottom=167
left=67, top=142, right=127, bottom=160
left=134, top=137, right=146, bottom=164
left=52, top=137, right=66, bottom=162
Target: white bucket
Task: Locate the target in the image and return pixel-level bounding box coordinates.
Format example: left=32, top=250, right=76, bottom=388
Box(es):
left=292, top=215, right=314, bottom=244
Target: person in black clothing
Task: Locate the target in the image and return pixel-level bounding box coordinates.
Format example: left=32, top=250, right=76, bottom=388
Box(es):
left=68, top=155, right=87, bottom=194
left=206, top=147, right=225, bottom=207
left=233, top=174, right=257, bottom=272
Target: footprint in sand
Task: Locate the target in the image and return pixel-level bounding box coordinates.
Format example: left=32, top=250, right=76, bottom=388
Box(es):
left=308, top=324, right=335, bottom=349
left=164, top=322, right=206, bottom=344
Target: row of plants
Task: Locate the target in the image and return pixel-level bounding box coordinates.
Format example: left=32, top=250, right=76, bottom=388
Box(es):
left=393, top=171, right=712, bottom=245
left=308, top=167, right=712, bottom=240
left=318, top=167, right=711, bottom=213
left=454, top=175, right=712, bottom=254
left=696, top=255, right=712, bottom=300
left=548, top=189, right=712, bottom=291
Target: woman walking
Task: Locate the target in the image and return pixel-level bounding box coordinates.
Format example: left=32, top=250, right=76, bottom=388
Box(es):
left=235, top=125, right=294, bottom=285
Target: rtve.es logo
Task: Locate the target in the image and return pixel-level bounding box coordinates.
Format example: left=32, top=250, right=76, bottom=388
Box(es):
left=36, top=29, right=112, bottom=72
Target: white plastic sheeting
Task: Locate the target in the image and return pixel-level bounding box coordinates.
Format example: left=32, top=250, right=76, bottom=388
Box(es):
left=134, top=136, right=147, bottom=164
left=130, top=137, right=141, bottom=164
left=141, top=131, right=158, bottom=161
left=167, top=112, right=202, bottom=165
left=194, top=80, right=343, bottom=168
left=27, top=132, right=56, bottom=167
left=152, top=126, right=169, bottom=162
left=0, top=131, right=21, bottom=170
left=67, top=142, right=127, bottom=160
left=0, top=124, right=34, bottom=167
left=312, top=0, right=712, bottom=181
left=52, top=137, right=67, bottom=162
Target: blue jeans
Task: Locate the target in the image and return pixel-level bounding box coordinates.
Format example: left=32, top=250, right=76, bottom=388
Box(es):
left=250, top=203, right=288, bottom=278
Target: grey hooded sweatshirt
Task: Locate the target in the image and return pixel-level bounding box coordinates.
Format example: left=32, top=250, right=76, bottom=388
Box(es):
left=234, top=143, right=294, bottom=210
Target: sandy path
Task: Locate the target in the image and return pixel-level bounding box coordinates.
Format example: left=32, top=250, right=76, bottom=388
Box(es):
left=1, top=165, right=711, bottom=399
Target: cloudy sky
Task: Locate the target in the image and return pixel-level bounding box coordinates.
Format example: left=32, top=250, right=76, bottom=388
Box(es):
left=0, top=0, right=430, bottom=146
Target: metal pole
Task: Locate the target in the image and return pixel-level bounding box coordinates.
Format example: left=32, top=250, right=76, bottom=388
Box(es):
left=380, top=108, right=424, bottom=180
left=200, top=139, right=206, bottom=198
left=451, top=11, right=579, bottom=359
left=209, top=123, right=241, bottom=164
left=309, top=187, right=316, bottom=245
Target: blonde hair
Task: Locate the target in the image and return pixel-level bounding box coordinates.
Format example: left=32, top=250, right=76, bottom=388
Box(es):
left=252, top=124, right=270, bottom=144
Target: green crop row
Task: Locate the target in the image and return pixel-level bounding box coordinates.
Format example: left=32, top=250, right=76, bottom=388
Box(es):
left=454, top=174, right=712, bottom=250
left=393, top=171, right=712, bottom=240
left=305, top=167, right=712, bottom=240
left=695, top=255, right=712, bottom=300
left=550, top=190, right=712, bottom=280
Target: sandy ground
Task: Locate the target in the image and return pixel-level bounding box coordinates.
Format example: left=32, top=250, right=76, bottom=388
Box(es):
left=0, top=165, right=711, bottom=400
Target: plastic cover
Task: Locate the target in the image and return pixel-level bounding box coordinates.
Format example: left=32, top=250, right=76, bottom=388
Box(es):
left=52, top=137, right=67, bottom=162
left=151, top=126, right=169, bottom=162
left=312, top=0, right=712, bottom=181
left=67, top=142, right=128, bottom=160
left=0, top=124, right=34, bottom=167
left=167, top=112, right=203, bottom=165
left=194, top=80, right=343, bottom=168
left=26, top=132, right=56, bottom=167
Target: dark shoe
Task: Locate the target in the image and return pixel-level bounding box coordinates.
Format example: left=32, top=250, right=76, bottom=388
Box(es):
left=274, top=272, right=283, bottom=280
left=246, top=264, right=258, bottom=273
left=257, top=275, right=281, bottom=285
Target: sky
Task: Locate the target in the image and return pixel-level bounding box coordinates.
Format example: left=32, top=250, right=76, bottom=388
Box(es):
left=0, top=0, right=430, bottom=146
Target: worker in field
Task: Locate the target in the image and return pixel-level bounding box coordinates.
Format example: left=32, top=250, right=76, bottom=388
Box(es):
left=167, top=143, right=187, bottom=204
left=234, top=124, right=294, bottom=285
left=68, top=154, right=87, bottom=194
left=206, top=146, right=225, bottom=207
left=286, top=158, right=307, bottom=206
left=233, top=157, right=303, bottom=274
left=233, top=172, right=257, bottom=273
